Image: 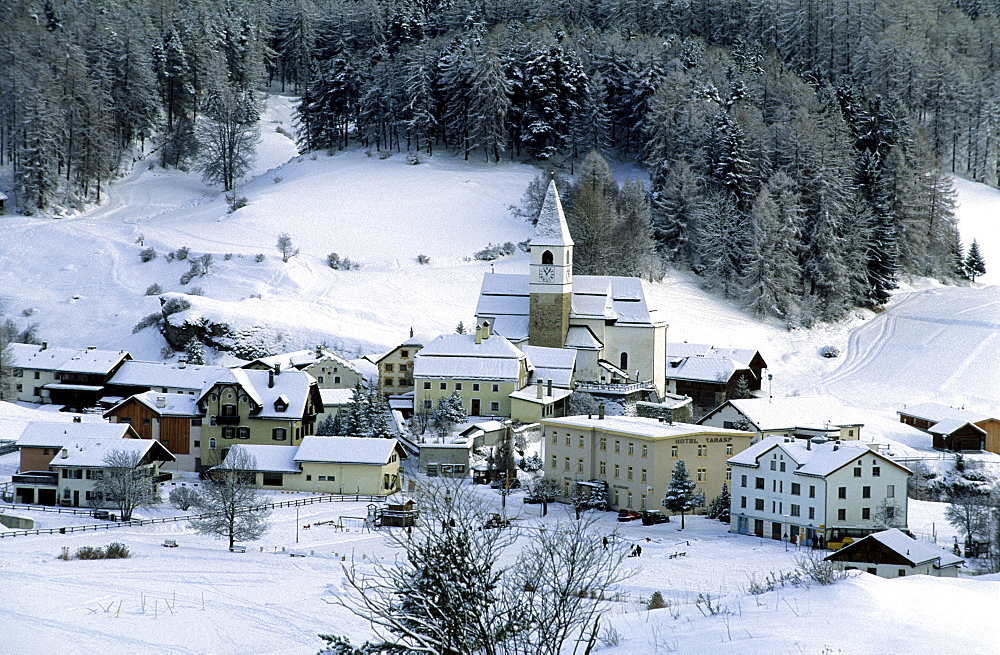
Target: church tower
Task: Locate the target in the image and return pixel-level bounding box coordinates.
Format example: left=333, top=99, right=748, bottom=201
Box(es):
left=529, top=180, right=574, bottom=348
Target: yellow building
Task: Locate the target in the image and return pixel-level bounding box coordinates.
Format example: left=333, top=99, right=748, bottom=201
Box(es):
left=243, top=346, right=365, bottom=390
left=377, top=333, right=437, bottom=398
left=196, top=368, right=323, bottom=466
left=542, top=414, right=754, bottom=512
left=413, top=325, right=528, bottom=418
left=218, top=438, right=405, bottom=495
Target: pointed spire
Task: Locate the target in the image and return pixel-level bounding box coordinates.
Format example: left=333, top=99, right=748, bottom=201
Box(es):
left=531, top=180, right=574, bottom=247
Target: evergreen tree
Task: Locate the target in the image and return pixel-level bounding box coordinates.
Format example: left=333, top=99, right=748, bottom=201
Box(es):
left=316, top=413, right=337, bottom=436
left=433, top=391, right=467, bottom=438
left=650, top=158, right=705, bottom=264
left=964, top=240, right=987, bottom=282
left=184, top=337, right=206, bottom=365
left=663, top=460, right=703, bottom=529
left=566, top=150, right=618, bottom=275
left=706, top=483, right=731, bottom=522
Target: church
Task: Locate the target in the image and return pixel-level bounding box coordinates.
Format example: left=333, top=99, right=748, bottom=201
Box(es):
left=475, top=181, right=668, bottom=400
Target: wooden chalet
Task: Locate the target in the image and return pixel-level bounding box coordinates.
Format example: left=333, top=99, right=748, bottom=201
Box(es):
left=825, top=529, right=963, bottom=578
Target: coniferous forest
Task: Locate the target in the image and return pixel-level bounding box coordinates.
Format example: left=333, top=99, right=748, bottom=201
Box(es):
left=2, top=0, right=997, bottom=323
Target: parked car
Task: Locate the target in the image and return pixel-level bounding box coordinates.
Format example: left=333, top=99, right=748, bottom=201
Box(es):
left=640, top=510, right=669, bottom=525
left=617, top=509, right=642, bottom=522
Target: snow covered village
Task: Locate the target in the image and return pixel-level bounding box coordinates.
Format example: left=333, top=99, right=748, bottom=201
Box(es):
left=2, top=1, right=1000, bottom=653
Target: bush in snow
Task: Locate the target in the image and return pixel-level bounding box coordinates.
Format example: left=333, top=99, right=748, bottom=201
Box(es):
left=165, top=252, right=175, bottom=262
left=519, top=453, right=543, bottom=472
left=133, top=313, right=161, bottom=333
left=224, top=253, right=233, bottom=260
left=226, top=193, right=248, bottom=214
left=255, top=253, right=265, bottom=262
left=378, top=149, right=392, bottom=160
left=794, top=550, right=849, bottom=585
left=188, top=286, right=204, bottom=296
left=71, top=543, right=130, bottom=560
left=276, top=233, right=298, bottom=263
left=473, top=242, right=517, bottom=261
left=174, top=246, right=190, bottom=261
left=517, top=239, right=531, bottom=253
left=647, top=591, right=667, bottom=610
left=416, top=254, right=431, bottom=265
left=327, top=252, right=360, bottom=270
left=169, top=487, right=200, bottom=511
left=140, top=246, right=157, bottom=262
left=820, top=345, right=841, bottom=358
left=145, top=283, right=163, bottom=296
left=406, top=152, right=421, bottom=165
left=161, top=297, right=191, bottom=316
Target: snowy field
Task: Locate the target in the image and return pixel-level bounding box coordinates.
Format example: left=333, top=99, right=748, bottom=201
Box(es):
left=1, top=93, right=1000, bottom=652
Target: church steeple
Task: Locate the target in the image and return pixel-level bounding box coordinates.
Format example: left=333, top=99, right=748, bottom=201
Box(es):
left=529, top=180, right=573, bottom=348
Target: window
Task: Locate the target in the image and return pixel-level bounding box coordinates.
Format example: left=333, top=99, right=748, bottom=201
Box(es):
left=887, top=485, right=895, bottom=498
left=671, top=445, right=678, bottom=458
left=628, top=442, right=634, bottom=455
left=542, top=249, right=554, bottom=265
left=770, top=460, right=776, bottom=470
left=755, top=477, right=765, bottom=490
left=318, top=376, right=324, bottom=384
left=565, top=434, right=571, bottom=446
left=696, top=468, right=706, bottom=482
left=191, top=418, right=202, bottom=426
left=551, top=431, right=558, bottom=444
left=772, top=480, right=777, bottom=492
left=262, top=472, right=282, bottom=486
left=862, top=486, right=871, bottom=498
left=755, top=498, right=764, bottom=511
left=809, top=485, right=816, bottom=498
left=143, top=418, right=151, bottom=426
left=492, top=384, right=499, bottom=392
left=790, top=504, right=800, bottom=517
left=194, top=440, right=200, bottom=448
left=854, top=467, right=862, bottom=477
left=780, top=461, right=786, bottom=472
left=579, top=435, right=584, bottom=447
left=862, top=507, right=871, bottom=520
left=401, top=350, right=409, bottom=358
left=578, top=459, right=584, bottom=473
left=791, top=483, right=801, bottom=496
left=885, top=505, right=895, bottom=520
left=384, top=474, right=392, bottom=489
left=34, top=371, right=40, bottom=379
left=385, top=363, right=394, bottom=372
left=334, top=376, right=340, bottom=384
left=440, top=382, right=447, bottom=390
left=423, top=400, right=432, bottom=410
left=838, top=487, right=847, bottom=499
left=564, top=457, right=570, bottom=471
left=222, top=404, right=237, bottom=417
left=599, top=437, right=607, bottom=451
left=13, top=369, right=22, bottom=377
left=741, top=474, right=748, bottom=488
left=237, top=427, right=250, bottom=439
left=455, top=383, right=462, bottom=391
left=209, top=438, right=216, bottom=449
left=740, top=496, right=747, bottom=508
left=620, top=352, right=628, bottom=371
left=837, top=508, right=846, bottom=521
left=697, top=444, right=707, bottom=457
left=642, top=444, right=648, bottom=458
left=627, top=466, right=633, bottom=480
left=641, top=468, right=647, bottom=483
left=873, top=466, right=881, bottom=477
left=726, top=443, right=733, bottom=456
left=490, top=401, right=499, bottom=412
left=423, top=382, right=431, bottom=389
left=272, top=428, right=287, bottom=441
left=399, top=364, right=407, bottom=372
left=626, top=492, right=633, bottom=508
left=473, top=383, right=480, bottom=391
left=222, top=426, right=235, bottom=439
left=614, top=440, right=621, bottom=453
left=898, top=570, right=906, bottom=577
left=600, top=461, right=606, bottom=475
left=614, top=464, right=620, bottom=478
left=726, top=466, right=732, bottom=481
left=551, top=455, right=557, bottom=468
left=384, top=377, right=394, bottom=387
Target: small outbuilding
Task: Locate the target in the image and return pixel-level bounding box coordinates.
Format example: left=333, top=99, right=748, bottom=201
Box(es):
left=825, top=528, right=964, bottom=578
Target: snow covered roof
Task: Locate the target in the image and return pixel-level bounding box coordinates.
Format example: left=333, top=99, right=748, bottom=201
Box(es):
left=530, top=180, right=574, bottom=247
left=542, top=415, right=752, bottom=441
left=375, top=333, right=440, bottom=364
left=521, top=345, right=576, bottom=389
left=928, top=419, right=987, bottom=436
left=476, top=273, right=664, bottom=330
left=117, top=392, right=201, bottom=417
left=350, top=357, right=379, bottom=381
left=16, top=421, right=135, bottom=447
left=219, top=444, right=300, bottom=473
left=294, top=436, right=403, bottom=465
left=564, top=325, right=603, bottom=350
left=9, top=343, right=130, bottom=375
left=244, top=348, right=361, bottom=376
left=828, top=529, right=964, bottom=569
left=898, top=402, right=991, bottom=424
left=0, top=191, right=7, bottom=201
left=48, top=437, right=174, bottom=468
left=708, top=396, right=867, bottom=432
left=728, top=436, right=909, bottom=478
left=320, top=388, right=354, bottom=407
left=107, top=360, right=229, bottom=391
left=198, top=368, right=317, bottom=420
left=666, top=356, right=748, bottom=383
left=490, top=315, right=530, bottom=343
left=413, top=333, right=525, bottom=381
left=509, top=386, right=574, bottom=404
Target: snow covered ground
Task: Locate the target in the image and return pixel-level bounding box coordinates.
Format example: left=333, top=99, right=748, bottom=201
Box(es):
left=1, top=94, right=999, bottom=652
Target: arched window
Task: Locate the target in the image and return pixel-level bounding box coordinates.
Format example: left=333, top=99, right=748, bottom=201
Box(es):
left=542, top=250, right=554, bottom=265
left=209, top=437, right=217, bottom=449
left=620, top=352, right=628, bottom=372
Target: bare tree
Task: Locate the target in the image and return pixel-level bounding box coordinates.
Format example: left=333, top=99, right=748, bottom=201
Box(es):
left=945, top=489, right=992, bottom=552
left=190, top=447, right=271, bottom=549
left=91, top=449, right=161, bottom=521
left=871, top=498, right=903, bottom=529
left=276, top=232, right=299, bottom=263
left=196, top=84, right=259, bottom=191
left=0, top=327, right=14, bottom=401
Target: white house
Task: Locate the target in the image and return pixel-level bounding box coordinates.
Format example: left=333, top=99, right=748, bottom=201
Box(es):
left=825, top=528, right=964, bottom=578
left=728, top=435, right=911, bottom=548
left=47, top=438, right=175, bottom=509
left=700, top=396, right=868, bottom=442
left=9, top=343, right=131, bottom=407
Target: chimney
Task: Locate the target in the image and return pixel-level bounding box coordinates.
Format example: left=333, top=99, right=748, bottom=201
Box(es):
left=598, top=404, right=605, bottom=420
left=807, top=439, right=812, bottom=451
left=537, top=380, right=543, bottom=399
left=475, top=323, right=483, bottom=344
left=178, top=357, right=187, bottom=368
left=40, top=341, right=48, bottom=350
left=547, top=379, right=552, bottom=397
left=156, top=396, right=166, bottom=409
left=833, top=443, right=839, bottom=451
left=274, top=363, right=281, bottom=376
left=268, top=370, right=275, bottom=388
left=482, top=321, right=491, bottom=339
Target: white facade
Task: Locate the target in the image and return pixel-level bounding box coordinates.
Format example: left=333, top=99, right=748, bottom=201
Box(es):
left=729, top=436, right=910, bottom=547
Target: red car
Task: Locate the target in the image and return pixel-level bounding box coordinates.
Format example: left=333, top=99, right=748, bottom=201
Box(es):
left=617, top=509, right=642, bottom=522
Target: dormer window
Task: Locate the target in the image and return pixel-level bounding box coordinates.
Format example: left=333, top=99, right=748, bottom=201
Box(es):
left=221, top=404, right=237, bottom=417
left=274, top=394, right=289, bottom=412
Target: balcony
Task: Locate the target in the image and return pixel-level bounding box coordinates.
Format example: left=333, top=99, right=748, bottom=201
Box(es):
left=214, top=415, right=240, bottom=425
left=12, top=473, right=58, bottom=486
left=154, top=472, right=173, bottom=484
left=574, top=380, right=655, bottom=396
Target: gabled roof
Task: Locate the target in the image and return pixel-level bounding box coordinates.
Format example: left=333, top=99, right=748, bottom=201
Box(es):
left=48, top=437, right=174, bottom=468
left=509, top=386, right=574, bottom=405
left=521, top=345, right=576, bottom=389
left=702, top=396, right=866, bottom=432
left=320, top=388, right=354, bottom=407
left=413, top=333, right=526, bottom=381
left=219, top=444, right=300, bottom=473
left=294, top=436, right=404, bottom=465
left=827, top=529, right=963, bottom=569
left=243, top=347, right=362, bottom=376
left=666, top=356, right=748, bottom=384
left=9, top=343, right=130, bottom=375
left=728, top=435, right=910, bottom=478
left=107, top=360, right=228, bottom=391
left=666, top=343, right=764, bottom=369
left=105, top=392, right=201, bottom=418
left=564, top=325, right=603, bottom=350
left=898, top=402, right=990, bottom=424
left=530, top=180, right=574, bottom=247
left=198, top=368, right=317, bottom=420
left=375, top=333, right=440, bottom=364
left=542, top=415, right=753, bottom=440
left=16, top=421, right=135, bottom=448
left=928, top=419, right=987, bottom=437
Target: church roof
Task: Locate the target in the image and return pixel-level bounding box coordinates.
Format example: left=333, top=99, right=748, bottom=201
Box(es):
left=530, top=180, right=573, bottom=247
